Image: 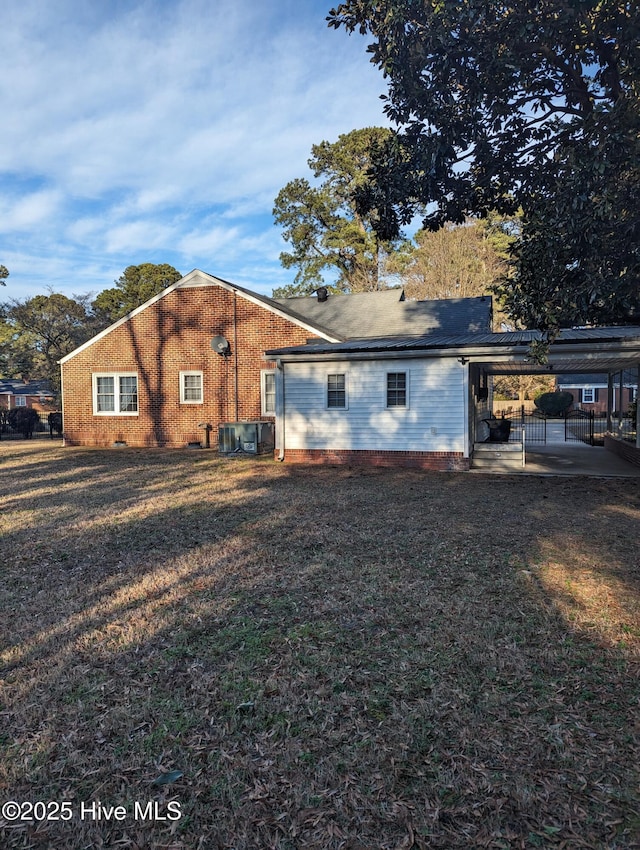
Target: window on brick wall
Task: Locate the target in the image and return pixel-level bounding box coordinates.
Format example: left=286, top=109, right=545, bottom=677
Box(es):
left=93, top=373, right=138, bottom=415
left=261, top=370, right=276, bottom=415
left=180, top=371, right=203, bottom=404
left=14, top=396, right=27, bottom=407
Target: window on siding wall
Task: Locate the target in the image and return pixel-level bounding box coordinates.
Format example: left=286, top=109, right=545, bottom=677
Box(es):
left=180, top=371, right=203, bottom=404
left=387, top=372, right=407, bottom=407
left=93, top=373, right=138, bottom=415
left=582, top=388, right=595, bottom=403
left=261, top=370, right=276, bottom=415
left=327, top=373, right=347, bottom=408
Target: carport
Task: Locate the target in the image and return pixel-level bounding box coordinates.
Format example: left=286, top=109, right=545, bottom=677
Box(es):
left=519, top=441, right=640, bottom=477
left=465, top=325, right=640, bottom=474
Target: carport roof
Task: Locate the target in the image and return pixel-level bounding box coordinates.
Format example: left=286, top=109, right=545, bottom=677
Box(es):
left=266, top=325, right=640, bottom=374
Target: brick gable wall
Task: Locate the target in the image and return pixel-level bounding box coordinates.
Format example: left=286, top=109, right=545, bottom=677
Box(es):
left=61, top=285, right=317, bottom=447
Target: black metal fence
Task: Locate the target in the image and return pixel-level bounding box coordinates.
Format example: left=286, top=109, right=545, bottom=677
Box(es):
left=494, top=406, right=598, bottom=445
left=0, top=410, right=62, bottom=440
left=493, top=406, right=547, bottom=444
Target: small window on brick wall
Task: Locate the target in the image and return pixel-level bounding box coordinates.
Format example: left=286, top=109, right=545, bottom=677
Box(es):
left=180, top=371, right=203, bottom=404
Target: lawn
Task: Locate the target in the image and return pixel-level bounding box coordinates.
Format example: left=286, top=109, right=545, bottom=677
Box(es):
left=0, top=441, right=639, bottom=849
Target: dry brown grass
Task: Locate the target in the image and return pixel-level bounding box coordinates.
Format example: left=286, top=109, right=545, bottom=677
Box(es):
left=0, top=441, right=639, bottom=849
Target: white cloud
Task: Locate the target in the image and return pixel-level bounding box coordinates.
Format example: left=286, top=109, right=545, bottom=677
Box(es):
left=177, top=225, right=243, bottom=258
left=0, top=190, right=63, bottom=231
left=104, top=220, right=177, bottom=254
left=0, top=0, right=391, bottom=300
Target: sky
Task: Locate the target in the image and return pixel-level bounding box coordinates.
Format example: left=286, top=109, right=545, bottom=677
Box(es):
left=0, top=0, right=391, bottom=303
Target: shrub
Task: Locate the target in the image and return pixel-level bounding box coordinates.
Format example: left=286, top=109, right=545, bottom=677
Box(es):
left=534, top=391, right=574, bottom=416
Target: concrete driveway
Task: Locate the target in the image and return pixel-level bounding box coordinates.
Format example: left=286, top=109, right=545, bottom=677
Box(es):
left=473, top=418, right=640, bottom=476
left=523, top=441, right=640, bottom=477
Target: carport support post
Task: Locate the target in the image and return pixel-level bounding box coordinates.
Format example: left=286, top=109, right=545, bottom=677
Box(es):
left=618, top=371, right=625, bottom=435
left=637, top=365, right=640, bottom=449
left=607, top=373, right=614, bottom=432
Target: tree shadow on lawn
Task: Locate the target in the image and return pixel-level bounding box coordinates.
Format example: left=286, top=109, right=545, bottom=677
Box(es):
left=0, top=449, right=289, bottom=676
left=1, top=446, right=639, bottom=849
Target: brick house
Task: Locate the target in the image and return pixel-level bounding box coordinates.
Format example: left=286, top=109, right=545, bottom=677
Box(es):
left=60, top=269, right=492, bottom=450
left=556, top=371, right=637, bottom=415
left=59, top=270, right=338, bottom=448
left=0, top=380, right=56, bottom=411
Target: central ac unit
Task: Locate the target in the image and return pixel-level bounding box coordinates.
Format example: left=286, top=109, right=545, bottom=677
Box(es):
left=218, top=421, right=275, bottom=455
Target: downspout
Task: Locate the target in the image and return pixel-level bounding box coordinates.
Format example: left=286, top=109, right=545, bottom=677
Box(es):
left=60, top=364, right=65, bottom=446
left=276, top=358, right=285, bottom=461
left=233, top=290, right=239, bottom=421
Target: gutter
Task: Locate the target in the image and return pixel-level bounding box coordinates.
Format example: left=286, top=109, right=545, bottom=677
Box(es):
left=268, top=347, right=520, bottom=364
left=266, top=338, right=640, bottom=366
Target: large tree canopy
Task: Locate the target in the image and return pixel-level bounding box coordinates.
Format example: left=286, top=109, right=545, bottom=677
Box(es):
left=493, top=114, right=640, bottom=330
left=328, top=1, right=640, bottom=331
left=92, top=263, right=182, bottom=325
left=385, top=215, right=514, bottom=303
left=273, top=127, right=402, bottom=296
left=4, top=294, right=92, bottom=392
left=0, top=263, right=182, bottom=394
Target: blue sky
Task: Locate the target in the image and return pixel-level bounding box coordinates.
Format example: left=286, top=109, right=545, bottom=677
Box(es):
left=0, top=0, right=391, bottom=302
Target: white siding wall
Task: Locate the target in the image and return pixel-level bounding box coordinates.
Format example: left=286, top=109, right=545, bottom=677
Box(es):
left=283, top=358, right=467, bottom=453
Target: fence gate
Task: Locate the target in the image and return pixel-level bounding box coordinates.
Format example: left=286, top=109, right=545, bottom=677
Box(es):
left=564, top=409, right=595, bottom=445
left=499, top=407, right=547, bottom=443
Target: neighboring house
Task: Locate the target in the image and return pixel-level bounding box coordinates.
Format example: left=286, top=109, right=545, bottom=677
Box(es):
left=556, top=371, right=637, bottom=415
left=60, top=269, right=491, bottom=449
left=0, top=380, right=56, bottom=411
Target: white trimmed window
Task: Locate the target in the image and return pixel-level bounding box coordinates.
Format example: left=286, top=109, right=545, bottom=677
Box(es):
left=387, top=372, right=408, bottom=407
left=261, top=370, right=276, bottom=415
left=327, top=373, right=347, bottom=409
left=14, top=396, right=27, bottom=407
left=582, top=388, right=595, bottom=404
left=93, top=373, right=138, bottom=415
left=180, top=371, right=203, bottom=404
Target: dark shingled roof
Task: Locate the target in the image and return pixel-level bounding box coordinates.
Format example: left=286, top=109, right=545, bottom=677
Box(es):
left=0, top=380, right=54, bottom=396
left=271, top=290, right=492, bottom=340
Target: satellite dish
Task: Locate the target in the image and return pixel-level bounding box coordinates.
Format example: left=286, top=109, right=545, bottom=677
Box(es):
left=211, top=335, right=231, bottom=356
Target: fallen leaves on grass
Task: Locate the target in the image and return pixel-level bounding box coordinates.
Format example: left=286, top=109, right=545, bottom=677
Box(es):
left=0, top=443, right=639, bottom=849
